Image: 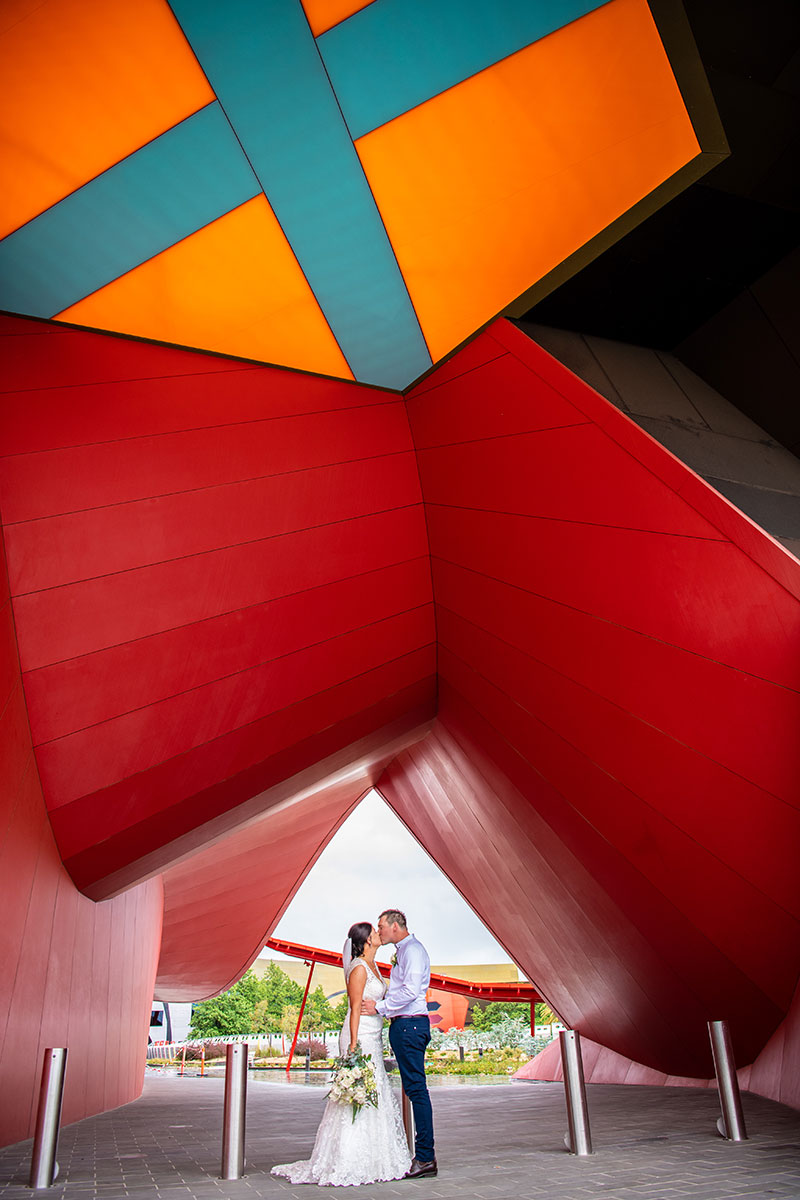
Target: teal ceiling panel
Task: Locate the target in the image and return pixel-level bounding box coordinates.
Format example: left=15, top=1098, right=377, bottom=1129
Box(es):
left=318, top=0, right=609, bottom=140
left=0, top=103, right=261, bottom=319
left=169, top=0, right=432, bottom=391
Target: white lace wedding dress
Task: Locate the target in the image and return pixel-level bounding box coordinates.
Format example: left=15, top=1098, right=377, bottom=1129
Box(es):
left=272, top=958, right=411, bottom=1187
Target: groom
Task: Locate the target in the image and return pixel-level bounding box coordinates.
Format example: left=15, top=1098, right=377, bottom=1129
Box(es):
left=361, top=908, right=436, bottom=1179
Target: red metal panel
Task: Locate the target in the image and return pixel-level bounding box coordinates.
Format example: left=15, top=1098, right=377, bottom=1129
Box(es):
left=0, top=400, right=413, bottom=523
left=24, top=557, right=432, bottom=742
left=3, top=308, right=799, bottom=1116
left=0, top=322, right=256, bottom=396
left=0, top=316, right=397, bottom=459
left=416, top=424, right=725, bottom=538
left=433, top=560, right=800, bottom=813
left=426, top=504, right=800, bottom=688
left=62, top=890, right=95, bottom=1126
left=2, top=323, right=433, bottom=903
left=0, top=546, right=163, bottom=1146
left=39, top=608, right=434, bottom=808
left=156, top=778, right=366, bottom=999
left=440, top=667, right=792, bottom=1003
left=0, top=315, right=57, bottom=336
left=516, top=986, right=800, bottom=1112
left=6, top=453, right=423, bottom=594
left=406, top=347, right=587, bottom=448
left=379, top=707, right=788, bottom=1076
left=405, top=332, right=507, bottom=398
left=489, top=319, right=800, bottom=598
left=377, top=718, right=723, bottom=1077
left=14, top=506, right=430, bottom=669
left=60, top=676, right=436, bottom=897
left=437, top=641, right=799, bottom=1003
left=52, top=652, right=436, bottom=863
left=390, top=320, right=800, bottom=1080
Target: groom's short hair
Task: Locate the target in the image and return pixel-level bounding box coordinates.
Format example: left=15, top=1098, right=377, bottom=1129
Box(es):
left=379, top=908, right=407, bottom=929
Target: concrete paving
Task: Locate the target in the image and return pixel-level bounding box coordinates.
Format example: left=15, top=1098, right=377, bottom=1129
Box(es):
left=1, top=1072, right=799, bottom=1200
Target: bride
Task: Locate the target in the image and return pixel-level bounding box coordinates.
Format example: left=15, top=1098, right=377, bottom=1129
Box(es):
left=271, top=922, right=412, bottom=1187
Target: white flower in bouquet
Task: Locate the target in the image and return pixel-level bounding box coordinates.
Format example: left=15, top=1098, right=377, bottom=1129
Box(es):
left=328, top=1043, right=379, bottom=1122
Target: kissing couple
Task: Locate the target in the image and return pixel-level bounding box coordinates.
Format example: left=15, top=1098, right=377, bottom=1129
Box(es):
left=272, top=909, right=437, bottom=1187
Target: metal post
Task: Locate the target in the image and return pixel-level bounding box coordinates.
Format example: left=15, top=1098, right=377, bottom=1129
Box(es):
left=400, top=1088, right=415, bottom=1154
left=708, top=1020, right=747, bottom=1141
left=458, top=1045, right=464, bottom=1062
left=29, top=1048, right=68, bottom=1189
left=560, top=1030, right=592, bottom=1155
left=220, top=1043, right=248, bottom=1180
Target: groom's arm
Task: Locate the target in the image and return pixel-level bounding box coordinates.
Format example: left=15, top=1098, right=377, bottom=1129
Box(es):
left=366, top=943, right=429, bottom=1017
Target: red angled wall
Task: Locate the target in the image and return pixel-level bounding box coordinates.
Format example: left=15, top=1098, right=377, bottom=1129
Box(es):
left=155, top=719, right=432, bottom=1000
left=0, top=521, right=163, bottom=1146
left=378, top=320, right=800, bottom=1079
left=0, top=316, right=436, bottom=901
left=2, top=311, right=799, bottom=1141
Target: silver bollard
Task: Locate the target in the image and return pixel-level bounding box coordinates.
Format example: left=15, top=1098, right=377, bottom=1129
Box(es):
left=560, top=1029, right=593, bottom=1155
left=220, top=1043, right=248, bottom=1179
left=400, top=1087, right=415, bottom=1154
left=708, top=1020, right=747, bottom=1141
left=29, top=1047, right=68, bottom=1189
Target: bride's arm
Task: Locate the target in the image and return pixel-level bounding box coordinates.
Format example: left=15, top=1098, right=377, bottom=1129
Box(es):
left=346, top=963, right=367, bottom=1052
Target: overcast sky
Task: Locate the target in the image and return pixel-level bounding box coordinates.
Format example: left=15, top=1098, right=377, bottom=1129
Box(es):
left=265, top=789, right=514, bottom=967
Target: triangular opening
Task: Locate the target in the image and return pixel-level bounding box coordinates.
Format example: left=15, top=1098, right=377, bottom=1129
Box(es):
left=268, top=788, right=514, bottom=971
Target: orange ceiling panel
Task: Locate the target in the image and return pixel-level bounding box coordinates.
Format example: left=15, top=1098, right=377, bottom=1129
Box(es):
left=301, top=0, right=377, bottom=37
left=57, top=196, right=354, bottom=380
left=355, top=0, right=700, bottom=363
left=0, top=0, right=213, bottom=239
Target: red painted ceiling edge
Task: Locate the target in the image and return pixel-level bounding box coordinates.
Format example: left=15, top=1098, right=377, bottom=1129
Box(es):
left=265, top=937, right=540, bottom=1002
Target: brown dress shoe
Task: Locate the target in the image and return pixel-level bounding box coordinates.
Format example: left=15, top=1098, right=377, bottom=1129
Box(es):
left=404, top=1158, right=438, bottom=1179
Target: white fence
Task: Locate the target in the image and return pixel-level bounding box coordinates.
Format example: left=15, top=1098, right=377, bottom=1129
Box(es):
left=147, top=1031, right=342, bottom=1061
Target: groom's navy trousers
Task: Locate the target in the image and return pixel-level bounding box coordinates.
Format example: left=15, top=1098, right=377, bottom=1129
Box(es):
left=389, top=1015, right=434, bottom=1162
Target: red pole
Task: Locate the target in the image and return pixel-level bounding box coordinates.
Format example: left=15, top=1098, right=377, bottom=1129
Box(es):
left=180, top=1045, right=186, bottom=1076
left=200, top=1046, right=205, bottom=1077
left=531, top=1001, right=536, bottom=1036
left=286, top=961, right=315, bottom=1074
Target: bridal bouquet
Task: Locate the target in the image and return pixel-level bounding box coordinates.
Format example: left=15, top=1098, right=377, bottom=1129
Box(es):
left=328, top=1043, right=379, bottom=1122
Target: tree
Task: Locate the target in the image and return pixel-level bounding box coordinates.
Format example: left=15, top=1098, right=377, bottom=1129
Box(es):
left=331, top=994, right=349, bottom=1027
left=188, top=969, right=267, bottom=1037
left=280, top=1004, right=300, bottom=1038
left=303, top=984, right=337, bottom=1032
left=261, top=961, right=304, bottom=1021
left=470, top=1001, right=531, bottom=1030
left=534, top=1002, right=559, bottom=1026
left=251, top=998, right=280, bottom=1035
left=189, top=961, right=345, bottom=1040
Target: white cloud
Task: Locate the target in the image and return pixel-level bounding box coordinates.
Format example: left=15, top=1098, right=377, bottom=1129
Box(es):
left=269, top=790, right=513, bottom=967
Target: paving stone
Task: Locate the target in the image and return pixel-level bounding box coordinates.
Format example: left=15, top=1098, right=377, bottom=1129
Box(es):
left=2, top=1076, right=799, bottom=1199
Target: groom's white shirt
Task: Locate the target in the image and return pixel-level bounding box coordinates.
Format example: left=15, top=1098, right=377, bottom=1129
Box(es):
left=375, top=934, right=430, bottom=1018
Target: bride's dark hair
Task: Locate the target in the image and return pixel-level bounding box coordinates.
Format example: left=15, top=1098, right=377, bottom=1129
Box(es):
left=348, top=921, right=373, bottom=959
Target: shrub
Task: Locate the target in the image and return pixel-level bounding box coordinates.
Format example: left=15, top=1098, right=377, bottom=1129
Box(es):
left=292, top=1038, right=329, bottom=1061
left=428, top=1058, right=511, bottom=1076
left=177, top=1041, right=231, bottom=1061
